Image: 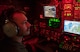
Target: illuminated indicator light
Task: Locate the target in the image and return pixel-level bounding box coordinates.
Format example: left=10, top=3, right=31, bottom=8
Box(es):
left=49, top=18, right=60, bottom=22
left=67, top=13, right=71, bottom=16
left=67, top=6, right=70, bottom=9
left=77, top=39, right=79, bottom=42
left=64, top=13, right=66, bottom=16
left=49, top=20, right=52, bottom=26
left=49, top=23, right=52, bottom=26
left=40, top=14, right=43, bottom=18
left=74, top=37, right=76, bottom=39
left=75, top=7, right=80, bottom=10
left=66, top=38, right=68, bottom=40
left=59, top=42, right=64, bottom=48
left=64, top=4, right=72, bottom=10
left=75, top=7, right=78, bottom=10
left=77, top=0, right=80, bottom=2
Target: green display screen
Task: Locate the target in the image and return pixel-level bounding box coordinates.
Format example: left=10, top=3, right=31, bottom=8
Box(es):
left=48, top=18, right=60, bottom=28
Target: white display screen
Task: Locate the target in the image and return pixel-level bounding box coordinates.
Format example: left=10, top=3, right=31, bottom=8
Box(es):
left=64, top=20, right=80, bottom=35
left=43, top=6, right=56, bottom=17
